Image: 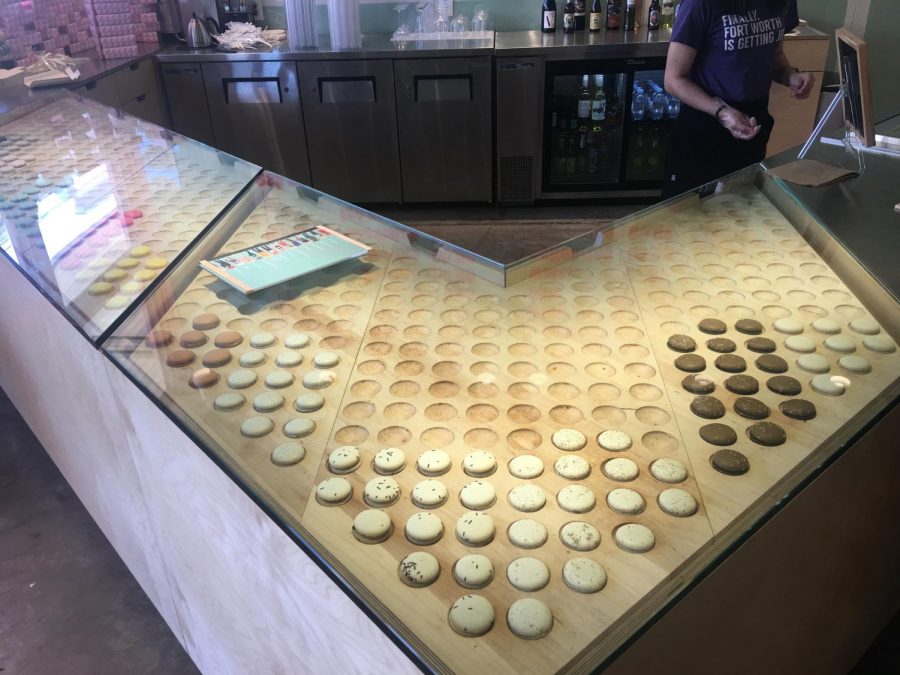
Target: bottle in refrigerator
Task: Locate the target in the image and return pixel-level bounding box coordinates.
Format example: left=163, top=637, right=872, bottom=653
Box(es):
left=576, top=129, right=589, bottom=173
left=542, top=0, right=557, bottom=32
left=666, top=94, right=681, bottom=118
left=648, top=0, right=660, bottom=29
left=563, top=2, right=576, bottom=32
left=631, top=86, right=646, bottom=121
left=602, top=73, right=620, bottom=126
left=624, top=0, right=636, bottom=31
left=578, top=75, right=592, bottom=121
left=591, top=74, right=606, bottom=124
left=647, top=82, right=665, bottom=119
left=589, top=0, right=603, bottom=31
left=661, top=0, right=674, bottom=27
left=574, top=0, right=586, bottom=30
left=553, top=132, right=567, bottom=173
left=565, top=135, right=577, bottom=174
left=647, top=124, right=661, bottom=172
left=606, top=0, right=620, bottom=29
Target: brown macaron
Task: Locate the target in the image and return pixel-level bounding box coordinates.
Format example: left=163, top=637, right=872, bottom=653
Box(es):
left=202, top=348, right=232, bottom=368
left=165, top=349, right=195, bottom=368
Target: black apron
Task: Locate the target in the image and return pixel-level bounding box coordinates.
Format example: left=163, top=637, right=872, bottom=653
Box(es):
left=662, top=98, right=774, bottom=198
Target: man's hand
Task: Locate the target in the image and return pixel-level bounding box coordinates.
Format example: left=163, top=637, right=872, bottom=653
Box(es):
left=788, top=71, right=815, bottom=99
left=717, top=107, right=762, bottom=141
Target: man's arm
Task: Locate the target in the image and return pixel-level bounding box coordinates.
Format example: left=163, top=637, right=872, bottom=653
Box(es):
left=772, top=41, right=815, bottom=99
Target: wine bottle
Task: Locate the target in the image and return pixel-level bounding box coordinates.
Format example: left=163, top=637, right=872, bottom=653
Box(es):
left=563, top=1, right=576, bottom=33
left=589, top=0, right=603, bottom=31
left=574, top=0, right=586, bottom=30
left=624, top=0, right=635, bottom=31
left=648, top=0, right=660, bottom=30
left=660, top=0, right=674, bottom=28
left=591, top=74, right=607, bottom=124
left=606, top=0, right=620, bottom=30
left=577, top=75, right=592, bottom=121
left=542, top=0, right=557, bottom=32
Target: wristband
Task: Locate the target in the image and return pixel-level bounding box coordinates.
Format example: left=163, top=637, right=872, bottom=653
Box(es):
left=713, top=98, right=728, bottom=124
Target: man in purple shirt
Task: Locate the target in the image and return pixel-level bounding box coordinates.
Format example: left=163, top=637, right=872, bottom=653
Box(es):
left=662, top=0, right=815, bottom=196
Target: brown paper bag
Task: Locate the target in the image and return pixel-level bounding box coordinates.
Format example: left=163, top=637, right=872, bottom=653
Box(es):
left=767, top=159, right=857, bottom=187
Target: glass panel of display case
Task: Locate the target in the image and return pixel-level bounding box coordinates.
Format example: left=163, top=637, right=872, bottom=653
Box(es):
left=0, top=92, right=260, bottom=343
left=105, top=162, right=899, bottom=674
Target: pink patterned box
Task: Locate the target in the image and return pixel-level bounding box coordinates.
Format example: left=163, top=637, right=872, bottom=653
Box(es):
left=94, top=11, right=131, bottom=26
left=98, top=34, right=136, bottom=47
left=92, top=0, right=130, bottom=13
left=98, top=22, right=133, bottom=36
left=101, top=44, right=138, bottom=58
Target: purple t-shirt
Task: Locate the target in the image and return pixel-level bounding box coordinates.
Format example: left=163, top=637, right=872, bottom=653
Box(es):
left=672, top=0, right=799, bottom=103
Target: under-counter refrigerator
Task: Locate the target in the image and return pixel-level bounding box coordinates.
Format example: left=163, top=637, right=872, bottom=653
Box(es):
left=497, top=56, right=681, bottom=202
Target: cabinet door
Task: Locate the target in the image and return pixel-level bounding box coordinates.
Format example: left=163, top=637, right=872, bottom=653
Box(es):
left=113, top=58, right=158, bottom=104
left=766, top=38, right=828, bottom=157
left=120, top=88, right=167, bottom=128
left=202, top=61, right=311, bottom=184
left=394, top=57, right=493, bottom=203
left=78, top=75, right=120, bottom=108
left=160, top=63, right=216, bottom=146
left=299, top=60, right=401, bottom=203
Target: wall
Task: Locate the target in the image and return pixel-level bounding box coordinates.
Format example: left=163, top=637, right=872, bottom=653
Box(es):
left=263, top=0, right=546, bottom=34
left=860, top=0, right=900, bottom=122
left=796, top=0, right=844, bottom=73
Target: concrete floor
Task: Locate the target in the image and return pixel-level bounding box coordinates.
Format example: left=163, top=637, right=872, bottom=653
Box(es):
left=377, top=202, right=640, bottom=264
left=0, top=386, right=198, bottom=675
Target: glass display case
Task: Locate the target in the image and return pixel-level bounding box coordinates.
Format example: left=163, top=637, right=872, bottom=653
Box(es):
left=103, top=162, right=899, bottom=673
left=0, top=92, right=260, bottom=343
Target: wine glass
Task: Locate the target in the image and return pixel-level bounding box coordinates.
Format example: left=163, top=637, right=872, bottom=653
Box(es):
left=450, top=14, right=469, bottom=32
left=472, top=9, right=489, bottom=32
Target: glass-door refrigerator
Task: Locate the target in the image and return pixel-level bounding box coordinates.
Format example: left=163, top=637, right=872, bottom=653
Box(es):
left=542, top=58, right=681, bottom=197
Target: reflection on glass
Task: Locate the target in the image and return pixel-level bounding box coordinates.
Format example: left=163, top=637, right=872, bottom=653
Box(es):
left=0, top=92, right=260, bottom=342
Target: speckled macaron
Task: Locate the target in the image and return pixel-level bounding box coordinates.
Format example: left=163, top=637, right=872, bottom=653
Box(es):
left=328, top=445, right=361, bottom=474
left=506, top=557, right=550, bottom=591
left=453, top=554, right=494, bottom=589
left=456, top=511, right=495, bottom=547
left=418, top=449, right=452, bottom=476
left=559, top=521, right=601, bottom=551
left=562, top=558, right=607, bottom=594
left=364, top=476, right=401, bottom=507
left=508, top=455, right=544, bottom=479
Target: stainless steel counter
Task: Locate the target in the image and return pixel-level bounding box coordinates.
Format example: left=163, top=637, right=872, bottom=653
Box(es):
left=765, top=138, right=900, bottom=302
left=0, top=43, right=159, bottom=120
left=156, top=33, right=495, bottom=63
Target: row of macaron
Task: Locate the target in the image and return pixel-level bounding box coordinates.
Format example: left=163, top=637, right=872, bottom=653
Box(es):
left=322, top=445, right=688, bottom=483
left=316, top=471, right=697, bottom=523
